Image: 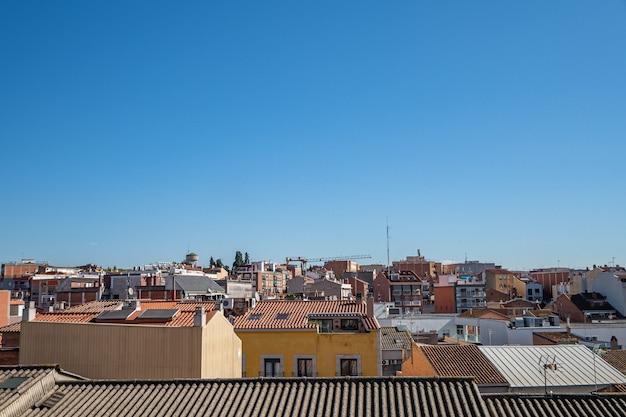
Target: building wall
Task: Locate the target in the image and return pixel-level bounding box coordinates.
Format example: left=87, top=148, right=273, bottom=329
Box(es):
left=324, top=261, right=357, bottom=277
left=400, top=344, right=437, bottom=377
left=484, top=270, right=517, bottom=298
left=201, top=313, right=243, bottom=378
left=55, top=290, right=100, bottom=307
left=20, top=318, right=241, bottom=379
left=530, top=269, right=570, bottom=301
left=0, top=290, right=10, bottom=327
left=553, top=294, right=586, bottom=323
left=434, top=286, right=455, bottom=314
left=373, top=272, right=391, bottom=303
left=237, top=329, right=379, bottom=377
left=590, top=272, right=626, bottom=316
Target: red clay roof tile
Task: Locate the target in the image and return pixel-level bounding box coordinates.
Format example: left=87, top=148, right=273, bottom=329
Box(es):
left=233, top=299, right=379, bottom=331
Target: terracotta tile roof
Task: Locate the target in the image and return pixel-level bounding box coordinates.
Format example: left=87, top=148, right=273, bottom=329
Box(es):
left=61, top=300, right=123, bottom=313
left=233, top=299, right=379, bottom=330
left=420, top=344, right=509, bottom=386
left=0, top=322, right=22, bottom=333
left=36, top=313, right=99, bottom=323
left=603, top=350, right=626, bottom=375
left=457, top=308, right=510, bottom=319
left=530, top=309, right=557, bottom=317
left=533, top=331, right=583, bottom=344
left=30, top=300, right=218, bottom=328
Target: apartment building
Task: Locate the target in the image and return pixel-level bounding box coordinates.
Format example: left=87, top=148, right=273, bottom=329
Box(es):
left=373, top=271, right=423, bottom=315
left=233, top=298, right=380, bottom=377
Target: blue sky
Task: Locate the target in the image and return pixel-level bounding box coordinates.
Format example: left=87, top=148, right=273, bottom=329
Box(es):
left=1, top=1, right=625, bottom=271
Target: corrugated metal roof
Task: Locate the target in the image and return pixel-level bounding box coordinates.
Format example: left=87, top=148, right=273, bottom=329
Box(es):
left=20, top=377, right=489, bottom=417
left=174, top=275, right=225, bottom=294
left=484, top=394, right=626, bottom=417
left=479, top=345, right=626, bottom=389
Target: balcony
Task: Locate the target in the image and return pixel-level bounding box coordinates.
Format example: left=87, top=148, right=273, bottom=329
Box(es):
left=454, top=333, right=481, bottom=343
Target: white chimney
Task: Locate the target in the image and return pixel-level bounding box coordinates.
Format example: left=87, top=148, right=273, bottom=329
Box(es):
left=194, top=306, right=206, bottom=327
left=22, top=301, right=36, bottom=322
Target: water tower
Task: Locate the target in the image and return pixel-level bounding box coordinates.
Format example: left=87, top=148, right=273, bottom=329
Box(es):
left=186, top=252, right=199, bottom=265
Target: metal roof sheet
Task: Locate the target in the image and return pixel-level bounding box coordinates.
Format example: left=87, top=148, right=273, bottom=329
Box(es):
left=484, top=394, right=626, bottom=417
left=20, top=377, right=490, bottom=417
left=479, top=345, right=626, bottom=389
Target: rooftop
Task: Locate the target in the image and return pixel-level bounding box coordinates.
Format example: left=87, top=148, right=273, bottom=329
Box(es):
left=6, top=300, right=218, bottom=329
left=603, top=350, right=626, bottom=375
left=479, top=345, right=626, bottom=390
left=420, top=344, right=509, bottom=386
left=233, top=299, right=379, bottom=331
left=379, top=326, right=413, bottom=350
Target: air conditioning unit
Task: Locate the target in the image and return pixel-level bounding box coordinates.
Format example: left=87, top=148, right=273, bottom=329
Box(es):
left=222, top=298, right=234, bottom=309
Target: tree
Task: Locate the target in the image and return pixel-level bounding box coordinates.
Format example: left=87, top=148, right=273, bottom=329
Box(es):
left=215, top=258, right=223, bottom=268
left=233, top=251, right=244, bottom=270
left=244, top=252, right=250, bottom=264
left=209, top=256, right=215, bottom=268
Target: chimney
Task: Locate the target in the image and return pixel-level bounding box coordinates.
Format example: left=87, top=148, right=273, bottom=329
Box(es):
left=194, top=306, right=206, bottom=327
left=22, top=301, right=36, bottom=322
left=366, top=295, right=374, bottom=318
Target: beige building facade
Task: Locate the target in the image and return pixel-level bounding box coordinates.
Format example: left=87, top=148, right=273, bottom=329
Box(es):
left=20, top=310, right=241, bottom=379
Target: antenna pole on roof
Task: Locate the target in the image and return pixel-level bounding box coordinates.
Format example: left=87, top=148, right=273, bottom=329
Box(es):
left=386, top=216, right=391, bottom=277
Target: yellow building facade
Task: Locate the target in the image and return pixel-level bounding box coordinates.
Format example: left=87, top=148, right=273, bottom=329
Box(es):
left=234, top=299, right=381, bottom=377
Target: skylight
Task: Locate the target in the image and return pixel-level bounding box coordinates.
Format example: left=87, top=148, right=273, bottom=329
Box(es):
left=248, top=314, right=263, bottom=320
left=275, top=313, right=290, bottom=320
left=0, top=377, right=28, bottom=389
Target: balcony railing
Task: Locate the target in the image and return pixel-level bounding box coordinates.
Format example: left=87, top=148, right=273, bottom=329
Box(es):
left=292, top=372, right=318, bottom=377
left=454, top=333, right=481, bottom=343
left=259, top=371, right=284, bottom=377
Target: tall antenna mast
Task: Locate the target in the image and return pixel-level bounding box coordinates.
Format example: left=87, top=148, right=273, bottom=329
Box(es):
left=386, top=216, right=391, bottom=276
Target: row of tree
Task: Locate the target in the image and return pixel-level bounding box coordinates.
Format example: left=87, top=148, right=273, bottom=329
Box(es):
left=209, top=251, right=250, bottom=272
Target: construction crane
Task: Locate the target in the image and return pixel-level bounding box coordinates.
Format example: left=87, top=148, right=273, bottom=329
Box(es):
left=285, top=255, right=371, bottom=271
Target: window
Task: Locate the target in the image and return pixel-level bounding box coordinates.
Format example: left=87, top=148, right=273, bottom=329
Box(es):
left=264, top=359, right=281, bottom=377
left=297, top=358, right=313, bottom=377
left=261, top=355, right=284, bottom=377
left=293, top=355, right=316, bottom=377
left=340, top=359, right=358, bottom=376
left=316, top=319, right=333, bottom=333
left=340, top=319, right=359, bottom=331
left=336, top=355, right=361, bottom=376
left=275, top=313, right=290, bottom=320
left=456, top=325, right=464, bottom=336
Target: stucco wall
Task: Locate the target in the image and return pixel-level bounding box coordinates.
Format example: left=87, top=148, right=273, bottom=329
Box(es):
left=238, top=329, right=379, bottom=377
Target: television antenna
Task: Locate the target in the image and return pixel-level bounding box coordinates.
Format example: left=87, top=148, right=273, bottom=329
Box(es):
left=538, top=354, right=558, bottom=396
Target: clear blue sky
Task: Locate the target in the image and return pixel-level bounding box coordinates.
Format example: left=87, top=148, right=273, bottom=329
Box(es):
left=1, top=1, right=625, bottom=271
